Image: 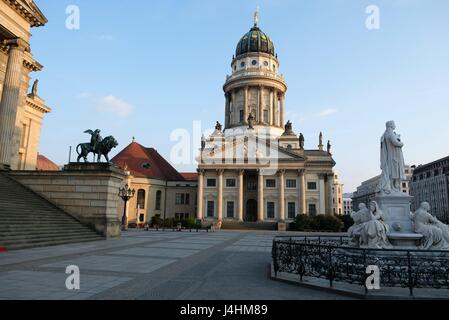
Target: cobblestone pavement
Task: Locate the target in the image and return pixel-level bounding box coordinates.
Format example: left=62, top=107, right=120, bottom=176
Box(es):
left=0, top=230, right=349, bottom=300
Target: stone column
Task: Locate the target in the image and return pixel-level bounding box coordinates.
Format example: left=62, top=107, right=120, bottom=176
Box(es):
left=258, top=169, right=264, bottom=222
left=280, top=93, right=285, bottom=128
left=244, top=86, right=249, bottom=124
left=238, top=169, right=244, bottom=222
left=273, top=90, right=278, bottom=127
left=217, top=169, right=224, bottom=222
left=0, top=39, right=28, bottom=170
left=225, top=94, right=230, bottom=128
left=269, top=90, right=273, bottom=125
left=231, top=90, right=236, bottom=126
left=258, top=86, right=263, bottom=124
left=326, top=173, right=334, bottom=215
left=278, top=170, right=285, bottom=221
left=319, top=174, right=326, bottom=215
left=299, top=170, right=306, bottom=215
left=197, top=169, right=204, bottom=219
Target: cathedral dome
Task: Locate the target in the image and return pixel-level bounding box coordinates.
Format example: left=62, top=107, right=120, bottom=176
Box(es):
left=235, top=26, right=275, bottom=58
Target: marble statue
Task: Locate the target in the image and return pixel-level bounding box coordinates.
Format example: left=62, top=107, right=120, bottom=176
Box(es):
left=378, top=121, right=406, bottom=195
left=247, top=113, right=255, bottom=130
left=363, top=201, right=392, bottom=249
left=348, top=203, right=371, bottom=246
left=412, top=202, right=449, bottom=250
left=327, top=140, right=332, bottom=154
left=283, top=121, right=294, bottom=135
left=201, top=134, right=206, bottom=150
left=299, top=133, right=305, bottom=150
left=31, top=79, right=38, bottom=96
left=215, top=121, right=222, bottom=132
left=349, top=201, right=392, bottom=249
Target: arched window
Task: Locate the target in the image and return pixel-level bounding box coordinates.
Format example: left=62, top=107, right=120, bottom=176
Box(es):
left=137, top=189, right=145, bottom=209
left=155, top=190, right=162, bottom=210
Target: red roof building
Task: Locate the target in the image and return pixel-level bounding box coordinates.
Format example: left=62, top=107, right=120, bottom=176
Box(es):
left=111, top=141, right=194, bottom=181
left=36, top=154, right=60, bottom=171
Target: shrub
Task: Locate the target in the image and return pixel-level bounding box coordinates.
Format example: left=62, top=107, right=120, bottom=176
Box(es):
left=151, top=214, right=163, bottom=228
left=311, top=215, right=344, bottom=232
left=290, top=214, right=313, bottom=231
left=182, top=218, right=196, bottom=229
left=337, top=214, right=354, bottom=232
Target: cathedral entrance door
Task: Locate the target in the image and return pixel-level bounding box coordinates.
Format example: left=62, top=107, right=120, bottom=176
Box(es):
left=245, top=199, right=257, bottom=222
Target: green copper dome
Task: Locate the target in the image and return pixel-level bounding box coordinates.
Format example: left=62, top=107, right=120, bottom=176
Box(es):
left=235, top=26, right=275, bottom=58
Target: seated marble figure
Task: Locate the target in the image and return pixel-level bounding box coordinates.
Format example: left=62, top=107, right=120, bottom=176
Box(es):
left=349, top=201, right=391, bottom=249
left=412, top=202, right=449, bottom=250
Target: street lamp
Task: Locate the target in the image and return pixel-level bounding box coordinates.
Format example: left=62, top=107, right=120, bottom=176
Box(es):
left=119, top=184, right=135, bottom=231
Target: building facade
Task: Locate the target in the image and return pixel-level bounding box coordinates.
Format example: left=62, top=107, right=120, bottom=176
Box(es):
left=197, top=15, right=336, bottom=228
left=409, top=156, right=449, bottom=223
left=331, top=172, right=343, bottom=215
left=112, top=141, right=198, bottom=226
left=343, top=193, right=353, bottom=215
left=352, top=165, right=414, bottom=210
left=0, top=0, right=51, bottom=171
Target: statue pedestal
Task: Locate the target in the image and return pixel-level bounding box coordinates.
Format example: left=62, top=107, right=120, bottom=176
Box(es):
left=11, top=162, right=126, bottom=238
left=375, top=193, right=414, bottom=233
left=277, top=222, right=287, bottom=232
left=375, top=193, right=422, bottom=248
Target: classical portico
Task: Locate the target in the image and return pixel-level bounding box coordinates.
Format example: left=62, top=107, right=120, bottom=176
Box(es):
left=197, top=12, right=336, bottom=230
left=0, top=0, right=50, bottom=170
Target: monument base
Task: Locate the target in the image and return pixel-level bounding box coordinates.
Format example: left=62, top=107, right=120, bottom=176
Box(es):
left=375, top=193, right=414, bottom=233
left=387, top=233, right=423, bottom=248
left=277, top=222, right=287, bottom=232
left=10, top=162, right=126, bottom=239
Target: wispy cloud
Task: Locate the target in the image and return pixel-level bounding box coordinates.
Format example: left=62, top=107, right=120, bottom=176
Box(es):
left=315, top=108, right=338, bottom=117
left=97, top=95, right=133, bottom=117
left=78, top=92, right=133, bottom=117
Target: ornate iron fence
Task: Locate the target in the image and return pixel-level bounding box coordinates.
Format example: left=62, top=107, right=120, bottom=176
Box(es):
left=272, top=236, right=449, bottom=296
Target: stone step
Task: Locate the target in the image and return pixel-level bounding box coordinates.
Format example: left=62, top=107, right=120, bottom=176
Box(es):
left=1, top=216, right=84, bottom=225
left=0, top=225, right=93, bottom=232
left=0, top=230, right=99, bottom=241
left=0, top=172, right=104, bottom=250
left=2, top=236, right=105, bottom=251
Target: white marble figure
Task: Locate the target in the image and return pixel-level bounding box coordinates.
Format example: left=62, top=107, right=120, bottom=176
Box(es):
left=378, top=121, right=406, bottom=195
left=412, top=202, right=449, bottom=250
left=348, top=203, right=371, bottom=246
left=363, top=201, right=392, bottom=249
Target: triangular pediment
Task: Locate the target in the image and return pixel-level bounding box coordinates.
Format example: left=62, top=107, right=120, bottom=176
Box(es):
left=199, top=134, right=306, bottom=165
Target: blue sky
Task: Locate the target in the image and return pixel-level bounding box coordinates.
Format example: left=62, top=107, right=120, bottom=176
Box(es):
left=32, top=0, right=449, bottom=192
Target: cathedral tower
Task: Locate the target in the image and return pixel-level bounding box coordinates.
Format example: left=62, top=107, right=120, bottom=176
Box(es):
left=223, top=11, right=287, bottom=139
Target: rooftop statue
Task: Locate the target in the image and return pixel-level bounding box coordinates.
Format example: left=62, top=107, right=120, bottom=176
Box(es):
left=378, top=121, right=406, bottom=195
left=77, top=129, right=118, bottom=163
left=299, top=133, right=305, bottom=150
left=247, top=113, right=255, bottom=130
left=31, top=79, right=38, bottom=96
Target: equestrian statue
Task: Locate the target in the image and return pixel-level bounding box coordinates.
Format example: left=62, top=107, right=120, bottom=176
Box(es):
left=76, top=129, right=118, bottom=163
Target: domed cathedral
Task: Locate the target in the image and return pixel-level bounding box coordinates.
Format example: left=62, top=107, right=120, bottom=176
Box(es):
left=197, top=10, right=336, bottom=231
left=223, top=14, right=286, bottom=139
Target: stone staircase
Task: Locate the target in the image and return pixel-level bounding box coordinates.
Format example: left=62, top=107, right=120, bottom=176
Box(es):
left=0, top=173, right=104, bottom=250
left=221, top=220, right=278, bottom=231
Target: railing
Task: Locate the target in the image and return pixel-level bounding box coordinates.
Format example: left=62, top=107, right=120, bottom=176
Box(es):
left=272, top=235, right=449, bottom=296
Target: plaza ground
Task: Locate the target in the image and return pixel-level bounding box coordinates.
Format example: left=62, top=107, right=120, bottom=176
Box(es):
left=0, top=230, right=348, bottom=300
